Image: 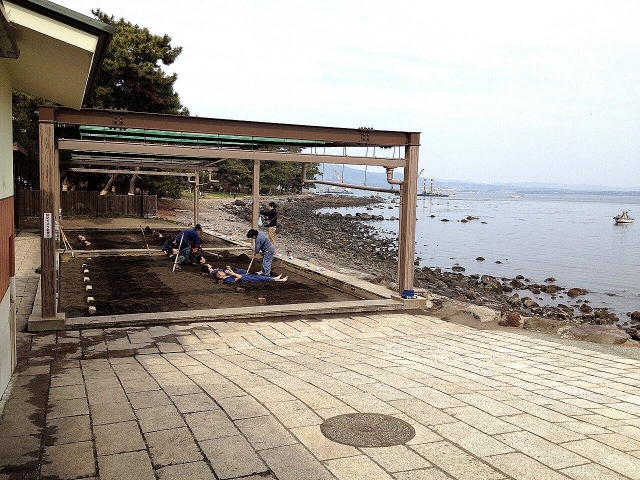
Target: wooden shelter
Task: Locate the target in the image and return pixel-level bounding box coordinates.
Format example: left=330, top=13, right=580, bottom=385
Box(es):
left=38, top=106, right=420, bottom=321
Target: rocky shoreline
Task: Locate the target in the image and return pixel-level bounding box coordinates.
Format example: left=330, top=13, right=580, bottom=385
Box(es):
left=163, top=193, right=640, bottom=345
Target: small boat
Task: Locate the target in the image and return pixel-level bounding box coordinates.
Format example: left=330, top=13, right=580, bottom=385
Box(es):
left=614, top=210, right=634, bottom=224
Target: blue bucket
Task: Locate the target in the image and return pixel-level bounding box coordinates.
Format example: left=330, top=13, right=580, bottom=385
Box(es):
left=401, top=289, right=415, bottom=299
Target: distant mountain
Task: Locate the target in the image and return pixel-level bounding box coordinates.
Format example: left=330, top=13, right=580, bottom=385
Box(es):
left=314, top=165, right=640, bottom=194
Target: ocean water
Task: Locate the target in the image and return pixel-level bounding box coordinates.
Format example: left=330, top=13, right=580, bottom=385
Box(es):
left=319, top=192, right=640, bottom=324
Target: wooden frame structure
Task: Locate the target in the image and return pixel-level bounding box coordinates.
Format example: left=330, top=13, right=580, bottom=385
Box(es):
left=38, top=106, right=420, bottom=319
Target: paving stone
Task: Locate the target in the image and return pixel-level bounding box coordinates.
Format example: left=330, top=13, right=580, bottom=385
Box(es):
left=48, top=383, right=87, bottom=402
left=91, top=401, right=136, bottom=425
left=590, top=432, right=640, bottom=451
left=128, top=389, right=172, bottom=409
left=265, top=399, right=323, bottom=428
left=51, top=368, right=84, bottom=388
left=503, top=413, right=586, bottom=443
left=94, top=420, right=146, bottom=456
left=0, top=434, right=40, bottom=471
left=362, top=445, right=432, bottom=472
left=47, top=396, right=90, bottom=419
left=156, top=461, right=216, bottom=480
left=200, top=435, right=268, bottom=479
left=495, top=431, right=586, bottom=469
left=291, top=424, right=359, bottom=461
left=563, top=438, right=640, bottom=479
left=185, top=410, right=239, bottom=441
left=41, top=441, right=96, bottom=479
left=146, top=426, right=203, bottom=468
left=136, top=404, right=186, bottom=433
left=412, top=441, right=506, bottom=480
left=198, top=381, right=246, bottom=400
left=216, top=394, right=270, bottom=420
left=486, top=452, right=572, bottom=480
left=392, top=468, right=452, bottom=480
left=119, top=376, right=162, bottom=393
left=432, top=421, right=513, bottom=457
left=325, top=454, right=393, bottom=480
left=44, top=414, right=92, bottom=445
left=444, top=405, right=520, bottom=435
left=560, top=462, right=630, bottom=480
left=172, top=392, right=219, bottom=413
left=262, top=443, right=336, bottom=480
left=236, top=414, right=297, bottom=450
left=98, top=450, right=155, bottom=480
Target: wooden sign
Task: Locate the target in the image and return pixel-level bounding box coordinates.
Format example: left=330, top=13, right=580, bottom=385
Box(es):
left=43, top=213, right=52, bottom=238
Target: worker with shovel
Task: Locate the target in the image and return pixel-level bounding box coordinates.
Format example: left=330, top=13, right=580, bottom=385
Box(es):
left=247, top=228, right=275, bottom=277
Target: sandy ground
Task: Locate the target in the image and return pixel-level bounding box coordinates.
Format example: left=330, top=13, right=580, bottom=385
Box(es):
left=162, top=195, right=369, bottom=278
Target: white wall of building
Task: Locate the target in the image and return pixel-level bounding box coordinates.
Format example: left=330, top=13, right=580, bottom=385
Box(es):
left=0, top=60, right=15, bottom=398
left=0, top=61, right=12, bottom=198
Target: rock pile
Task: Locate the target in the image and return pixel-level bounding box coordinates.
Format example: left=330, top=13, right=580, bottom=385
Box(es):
left=220, top=194, right=632, bottom=337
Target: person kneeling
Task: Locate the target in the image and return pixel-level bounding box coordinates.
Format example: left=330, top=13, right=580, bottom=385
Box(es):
left=213, top=266, right=287, bottom=284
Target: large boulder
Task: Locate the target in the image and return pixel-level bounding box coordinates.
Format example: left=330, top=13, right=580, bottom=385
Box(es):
left=461, top=305, right=501, bottom=323
left=499, top=311, right=521, bottom=327
left=562, top=324, right=630, bottom=345
left=507, top=293, right=522, bottom=308
left=567, top=288, right=588, bottom=298
left=522, top=297, right=540, bottom=309
left=480, top=275, right=502, bottom=292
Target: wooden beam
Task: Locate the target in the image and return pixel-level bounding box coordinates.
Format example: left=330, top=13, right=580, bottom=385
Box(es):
left=57, top=139, right=407, bottom=168
left=39, top=122, right=57, bottom=318
left=68, top=168, right=197, bottom=177
left=43, top=106, right=419, bottom=147
left=252, top=160, right=260, bottom=231
left=397, top=144, right=419, bottom=293
left=305, top=179, right=400, bottom=195
left=194, top=170, right=199, bottom=226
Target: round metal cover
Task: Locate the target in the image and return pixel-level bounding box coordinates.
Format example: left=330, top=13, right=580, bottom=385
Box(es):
left=320, top=413, right=415, bottom=447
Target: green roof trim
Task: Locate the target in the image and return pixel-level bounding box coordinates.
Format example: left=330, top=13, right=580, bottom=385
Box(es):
left=78, top=125, right=325, bottom=147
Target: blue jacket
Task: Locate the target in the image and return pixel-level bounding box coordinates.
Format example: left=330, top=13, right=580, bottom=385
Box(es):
left=176, top=228, right=201, bottom=247
left=254, top=231, right=275, bottom=254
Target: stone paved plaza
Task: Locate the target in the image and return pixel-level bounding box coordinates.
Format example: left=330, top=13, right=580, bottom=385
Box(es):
left=2, top=232, right=640, bottom=479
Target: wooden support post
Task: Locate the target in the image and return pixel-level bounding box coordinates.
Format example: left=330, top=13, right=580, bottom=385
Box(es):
left=39, top=121, right=57, bottom=317
left=397, top=144, right=419, bottom=293
left=194, top=169, right=199, bottom=226
left=301, top=163, right=307, bottom=192
left=252, top=159, right=260, bottom=229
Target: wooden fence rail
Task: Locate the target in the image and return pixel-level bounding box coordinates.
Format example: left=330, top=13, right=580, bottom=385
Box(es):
left=18, top=191, right=157, bottom=217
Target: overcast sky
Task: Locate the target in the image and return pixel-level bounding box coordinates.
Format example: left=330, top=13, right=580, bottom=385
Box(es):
left=57, top=0, right=640, bottom=188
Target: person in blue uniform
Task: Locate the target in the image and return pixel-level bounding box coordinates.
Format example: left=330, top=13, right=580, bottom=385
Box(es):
left=260, top=202, right=278, bottom=245
left=213, top=266, right=287, bottom=283
left=175, top=224, right=203, bottom=248
left=246, top=228, right=275, bottom=276
left=201, top=264, right=223, bottom=276
left=177, top=243, right=205, bottom=265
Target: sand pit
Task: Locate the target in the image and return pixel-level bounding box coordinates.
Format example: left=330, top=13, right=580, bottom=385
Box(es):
left=58, top=252, right=364, bottom=318
left=64, top=228, right=232, bottom=251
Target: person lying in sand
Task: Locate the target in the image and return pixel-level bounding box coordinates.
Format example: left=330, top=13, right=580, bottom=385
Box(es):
left=211, top=266, right=287, bottom=284
left=201, top=264, right=223, bottom=277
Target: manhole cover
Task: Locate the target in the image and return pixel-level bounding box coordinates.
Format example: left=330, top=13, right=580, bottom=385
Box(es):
left=320, top=413, right=415, bottom=447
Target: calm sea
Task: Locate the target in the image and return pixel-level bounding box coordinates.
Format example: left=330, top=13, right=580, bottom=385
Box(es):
left=319, top=192, right=640, bottom=324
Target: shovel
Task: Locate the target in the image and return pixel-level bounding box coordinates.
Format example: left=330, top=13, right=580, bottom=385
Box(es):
left=172, top=234, right=184, bottom=272
left=140, top=225, right=150, bottom=256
